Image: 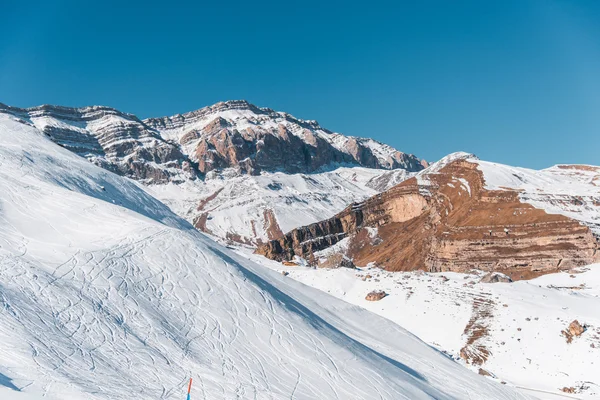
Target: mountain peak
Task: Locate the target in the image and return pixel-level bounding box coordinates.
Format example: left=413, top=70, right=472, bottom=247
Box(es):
left=0, top=100, right=425, bottom=181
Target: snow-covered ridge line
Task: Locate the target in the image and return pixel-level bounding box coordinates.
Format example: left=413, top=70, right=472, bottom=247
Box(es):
left=0, top=99, right=425, bottom=177
left=0, top=102, right=142, bottom=123
left=145, top=99, right=324, bottom=132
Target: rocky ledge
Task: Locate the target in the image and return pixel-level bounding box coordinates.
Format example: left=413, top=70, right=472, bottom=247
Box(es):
left=256, top=159, right=599, bottom=280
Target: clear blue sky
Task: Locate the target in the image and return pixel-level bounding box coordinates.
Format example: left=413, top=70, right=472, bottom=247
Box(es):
left=1, top=0, right=599, bottom=168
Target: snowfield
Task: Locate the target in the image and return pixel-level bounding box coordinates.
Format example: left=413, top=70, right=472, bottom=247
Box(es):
left=146, top=166, right=399, bottom=245
left=244, top=248, right=600, bottom=399
left=0, top=115, right=531, bottom=399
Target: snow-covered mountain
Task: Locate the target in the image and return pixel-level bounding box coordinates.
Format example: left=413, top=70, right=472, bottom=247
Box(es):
left=258, top=152, right=600, bottom=278
left=0, top=110, right=529, bottom=399
left=144, top=100, right=426, bottom=174
left=146, top=166, right=405, bottom=245
left=0, top=100, right=425, bottom=183
left=0, top=101, right=424, bottom=245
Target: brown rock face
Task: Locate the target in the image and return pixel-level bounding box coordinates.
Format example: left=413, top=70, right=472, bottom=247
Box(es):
left=563, top=319, right=586, bottom=343
left=365, top=290, right=387, bottom=301
left=0, top=100, right=425, bottom=186
left=568, top=320, right=585, bottom=336
left=257, top=159, right=599, bottom=279
left=145, top=100, right=425, bottom=175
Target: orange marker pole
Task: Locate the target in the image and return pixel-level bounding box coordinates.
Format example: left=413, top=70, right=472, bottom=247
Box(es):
left=186, top=378, right=192, bottom=400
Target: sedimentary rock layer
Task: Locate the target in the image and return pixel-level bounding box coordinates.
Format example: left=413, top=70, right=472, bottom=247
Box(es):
left=257, top=159, right=599, bottom=279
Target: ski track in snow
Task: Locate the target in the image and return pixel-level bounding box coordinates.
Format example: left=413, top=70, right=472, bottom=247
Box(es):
left=244, top=248, right=600, bottom=400
left=0, top=115, right=532, bottom=399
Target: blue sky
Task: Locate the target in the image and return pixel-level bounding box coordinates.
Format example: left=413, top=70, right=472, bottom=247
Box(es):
left=1, top=0, right=599, bottom=168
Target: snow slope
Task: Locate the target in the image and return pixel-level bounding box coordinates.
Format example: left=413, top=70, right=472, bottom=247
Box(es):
left=244, top=247, right=600, bottom=399
left=146, top=167, right=401, bottom=244
left=0, top=115, right=530, bottom=399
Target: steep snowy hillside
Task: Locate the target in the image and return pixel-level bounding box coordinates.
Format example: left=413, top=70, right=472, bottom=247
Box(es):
left=245, top=250, right=600, bottom=399
left=146, top=167, right=403, bottom=245
left=0, top=115, right=529, bottom=399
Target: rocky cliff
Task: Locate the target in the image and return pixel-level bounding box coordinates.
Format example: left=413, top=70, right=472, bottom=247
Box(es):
left=257, top=155, right=600, bottom=279
left=0, top=103, right=193, bottom=184
left=144, top=100, right=425, bottom=175
left=0, top=100, right=424, bottom=183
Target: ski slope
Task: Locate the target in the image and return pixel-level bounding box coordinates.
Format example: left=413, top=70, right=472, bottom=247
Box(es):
left=244, top=248, right=600, bottom=399
left=0, top=115, right=532, bottom=399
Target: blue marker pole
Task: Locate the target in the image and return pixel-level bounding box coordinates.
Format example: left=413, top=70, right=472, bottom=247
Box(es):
left=187, top=378, right=192, bottom=400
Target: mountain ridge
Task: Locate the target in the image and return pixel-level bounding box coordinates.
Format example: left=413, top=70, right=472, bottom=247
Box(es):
left=0, top=99, right=427, bottom=244
left=257, top=154, right=600, bottom=279
left=0, top=100, right=425, bottom=180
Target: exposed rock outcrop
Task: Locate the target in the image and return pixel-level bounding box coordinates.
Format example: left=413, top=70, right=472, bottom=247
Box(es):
left=257, top=157, right=600, bottom=279
left=480, top=272, right=513, bottom=284
left=0, top=103, right=193, bottom=184
left=145, top=100, right=425, bottom=175
left=563, top=320, right=586, bottom=343
left=0, top=100, right=425, bottom=182
left=365, top=290, right=387, bottom=301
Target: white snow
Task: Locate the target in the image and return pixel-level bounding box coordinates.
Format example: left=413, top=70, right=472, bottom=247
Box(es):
left=456, top=177, right=471, bottom=196
left=146, top=167, right=391, bottom=244
left=0, top=115, right=530, bottom=399
left=244, top=246, right=600, bottom=399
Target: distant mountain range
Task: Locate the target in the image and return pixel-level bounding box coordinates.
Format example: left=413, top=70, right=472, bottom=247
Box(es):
left=0, top=100, right=424, bottom=245
left=1, top=100, right=598, bottom=275
left=0, top=100, right=425, bottom=183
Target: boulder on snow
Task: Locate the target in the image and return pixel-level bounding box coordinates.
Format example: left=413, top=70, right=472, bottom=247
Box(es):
left=479, top=272, right=512, bottom=284
left=562, top=320, right=586, bottom=343
left=365, top=290, right=387, bottom=301
left=568, top=320, right=585, bottom=336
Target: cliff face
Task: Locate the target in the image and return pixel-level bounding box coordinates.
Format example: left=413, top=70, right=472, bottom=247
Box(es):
left=0, top=100, right=424, bottom=183
left=256, top=158, right=600, bottom=279
left=0, top=103, right=193, bottom=184
left=145, top=100, right=425, bottom=175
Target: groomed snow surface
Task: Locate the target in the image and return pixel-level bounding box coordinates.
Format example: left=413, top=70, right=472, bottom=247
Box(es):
left=0, top=116, right=531, bottom=399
